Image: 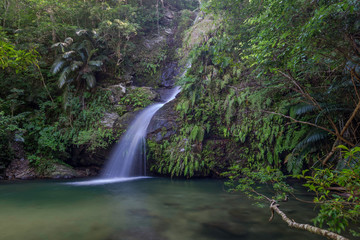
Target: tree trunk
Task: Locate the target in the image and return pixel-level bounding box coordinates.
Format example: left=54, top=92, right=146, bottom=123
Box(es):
left=156, top=0, right=160, bottom=35
left=2, top=0, right=11, bottom=27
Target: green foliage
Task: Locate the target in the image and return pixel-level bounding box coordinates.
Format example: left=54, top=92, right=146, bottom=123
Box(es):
left=0, top=40, right=38, bottom=71
left=294, top=146, right=360, bottom=236
left=119, top=88, right=154, bottom=110
left=147, top=137, right=214, bottom=178
left=28, top=155, right=56, bottom=175
left=51, top=32, right=106, bottom=90
left=224, top=163, right=293, bottom=203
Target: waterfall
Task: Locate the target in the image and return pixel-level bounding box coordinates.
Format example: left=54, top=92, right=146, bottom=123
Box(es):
left=101, top=86, right=181, bottom=179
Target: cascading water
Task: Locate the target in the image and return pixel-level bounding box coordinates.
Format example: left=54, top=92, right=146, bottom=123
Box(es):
left=69, top=12, right=195, bottom=185
left=70, top=86, right=181, bottom=186
left=102, top=86, right=181, bottom=179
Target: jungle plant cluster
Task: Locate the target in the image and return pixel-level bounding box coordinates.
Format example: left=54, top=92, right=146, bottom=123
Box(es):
left=0, top=0, right=198, bottom=174
left=147, top=0, right=360, bottom=237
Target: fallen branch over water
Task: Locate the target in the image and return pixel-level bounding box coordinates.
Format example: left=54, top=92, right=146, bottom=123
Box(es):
left=251, top=190, right=348, bottom=240
left=269, top=200, right=348, bottom=240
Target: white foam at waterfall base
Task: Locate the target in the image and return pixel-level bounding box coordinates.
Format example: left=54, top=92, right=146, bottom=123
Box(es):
left=67, top=176, right=152, bottom=186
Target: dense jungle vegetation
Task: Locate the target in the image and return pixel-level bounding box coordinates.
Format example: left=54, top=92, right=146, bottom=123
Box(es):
left=1, top=0, right=360, bottom=238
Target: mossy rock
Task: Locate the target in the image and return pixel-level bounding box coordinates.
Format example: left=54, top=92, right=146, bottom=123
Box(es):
left=46, top=163, right=80, bottom=179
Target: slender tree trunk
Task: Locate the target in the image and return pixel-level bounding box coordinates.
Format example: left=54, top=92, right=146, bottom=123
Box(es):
left=156, top=0, right=160, bottom=35
left=2, top=0, right=11, bottom=27
left=46, top=8, right=57, bottom=43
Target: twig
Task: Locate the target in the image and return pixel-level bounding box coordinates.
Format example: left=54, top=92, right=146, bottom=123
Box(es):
left=34, top=62, right=54, bottom=103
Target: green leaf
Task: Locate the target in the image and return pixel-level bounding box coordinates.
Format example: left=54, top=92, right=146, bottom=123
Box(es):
left=50, top=59, right=66, bottom=74
left=58, top=67, right=71, bottom=88
left=83, top=74, right=96, bottom=88
left=88, top=60, right=103, bottom=67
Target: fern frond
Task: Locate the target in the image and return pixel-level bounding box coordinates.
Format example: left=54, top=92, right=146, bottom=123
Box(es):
left=294, top=103, right=316, bottom=115
left=190, top=125, right=199, bottom=141
left=295, top=130, right=329, bottom=151
left=315, top=106, right=352, bottom=124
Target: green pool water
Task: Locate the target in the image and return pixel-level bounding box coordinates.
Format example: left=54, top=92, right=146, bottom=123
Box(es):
left=0, top=178, right=322, bottom=240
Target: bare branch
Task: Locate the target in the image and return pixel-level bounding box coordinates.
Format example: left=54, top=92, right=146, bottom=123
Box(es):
left=270, top=201, right=349, bottom=240
left=250, top=189, right=348, bottom=239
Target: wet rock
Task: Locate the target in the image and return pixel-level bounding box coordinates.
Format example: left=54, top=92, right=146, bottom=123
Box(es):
left=5, top=141, right=36, bottom=180
left=165, top=28, right=174, bottom=35
left=147, top=100, right=178, bottom=142
left=107, top=84, right=126, bottom=104
left=101, top=112, right=120, bottom=129
left=160, top=62, right=179, bottom=87
left=161, top=9, right=176, bottom=26
left=69, top=145, right=110, bottom=170
left=144, top=36, right=166, bottom=50
left=114, top=112, right=137, bottom=131
left=133, top=86, right=160, bottom=102
left=164, top=9, right=175, bottom=19
left=5, top=158, right=36, bottom=180
left=47, top=163, right=80, bottom=179
left=75, top=166, right=101, bottom=177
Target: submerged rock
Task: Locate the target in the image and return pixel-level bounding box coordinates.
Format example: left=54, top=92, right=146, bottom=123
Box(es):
left=201, top=221, right=248, bottom=238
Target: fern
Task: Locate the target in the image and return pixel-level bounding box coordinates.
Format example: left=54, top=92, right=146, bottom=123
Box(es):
left=294, top=103, right=316, bottom=115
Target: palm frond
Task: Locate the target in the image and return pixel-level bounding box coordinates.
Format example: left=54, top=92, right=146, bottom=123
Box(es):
left=70, top=61, right=83, bottom=71
left=51, top=42, right=63, bottom=48
left=87, top=49, right=98, bottom=61
left=62, top=51, right=75, bottom=59
left=63, top=37, right=73, bottom=47
left=95, top=55, right=108, bottom=62
left=88, top=60, right=103, bottom=67
left=58, top=67, right=72, bottom=88
left=82, top=73, right=96, bottom=88
left=50, top=58, right=66, bottom=74
left=76, top=29, right=88, bottom=36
